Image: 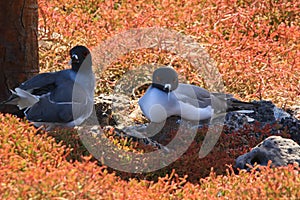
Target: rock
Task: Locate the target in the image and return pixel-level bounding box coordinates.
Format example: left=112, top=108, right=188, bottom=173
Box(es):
left=223, top=112, right=250, bottom=132
left=221, top=101, right=300, bottom=144
left=247, top=100, right=277, bottom=122
left=94, top=94, right=143, bottom=128
left=235, top=136, right=300, bottom=170
left=292, top=105, right=300, bottom=120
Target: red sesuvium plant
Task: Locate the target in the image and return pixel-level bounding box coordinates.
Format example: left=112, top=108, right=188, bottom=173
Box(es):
left=0, top=113, right=299, bottom=199
left=1, top=0, right=299, bottom=198
left=38, top=0, right=300, bottom=107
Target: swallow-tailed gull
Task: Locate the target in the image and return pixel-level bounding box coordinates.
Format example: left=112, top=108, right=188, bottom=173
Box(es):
left=2, top=45, right=95, bottom=129
left=138, top=66, right=256, bottom=123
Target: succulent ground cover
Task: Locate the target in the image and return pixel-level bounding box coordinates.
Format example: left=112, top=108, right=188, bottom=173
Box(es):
left=0, top=0, right=300, bottom=199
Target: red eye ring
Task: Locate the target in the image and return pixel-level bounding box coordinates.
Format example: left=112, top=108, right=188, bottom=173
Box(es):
left=83, top=51, right=89, bottom=57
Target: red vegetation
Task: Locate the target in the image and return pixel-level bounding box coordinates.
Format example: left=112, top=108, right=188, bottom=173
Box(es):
left=0, top=114, right=299, bottom=199
left=1, top=0, right=300, bottom=198
left=38, top=0, right=300, bottom=106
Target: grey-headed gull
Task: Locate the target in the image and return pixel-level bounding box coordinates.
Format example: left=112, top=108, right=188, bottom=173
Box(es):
left=2, top=45, right=95, bottom=129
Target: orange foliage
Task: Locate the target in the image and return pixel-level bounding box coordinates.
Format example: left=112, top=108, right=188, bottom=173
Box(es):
left=1, top=0, right=299, bottom=198
left=38, top=0, right=300, bottom=107
left=0, top=114, right=300, bottom=199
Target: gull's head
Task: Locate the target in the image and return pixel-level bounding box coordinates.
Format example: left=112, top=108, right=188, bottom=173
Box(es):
left=69, top=45, right=92, bottom=72
left=152, top=66, right=179, bottom=93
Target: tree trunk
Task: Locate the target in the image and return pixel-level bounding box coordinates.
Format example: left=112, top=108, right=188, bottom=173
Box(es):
left=0, top=0, right=39, bottom=115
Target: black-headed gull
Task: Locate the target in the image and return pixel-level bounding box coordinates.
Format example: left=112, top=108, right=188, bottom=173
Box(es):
left=2, top=45, right=95, bottom=129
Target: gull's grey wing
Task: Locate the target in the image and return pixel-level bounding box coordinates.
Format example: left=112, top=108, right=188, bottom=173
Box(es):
left=174, top=83, right=212, bottom=108
left=25, top=97, right=74, bottom=123
left=175, top=83, right=256, bottom=112
left=25, top=82, right=89, bottom=123
left=19, top=72, right=58, bottom=92
left=49, top=79, right=74, bottom=102
left=2, top=73, right=58, bottom=105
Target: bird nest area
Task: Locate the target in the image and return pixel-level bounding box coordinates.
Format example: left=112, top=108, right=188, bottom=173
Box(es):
left=37, top=44, right=300, bottom=145
left=92, top=48, right=208, bottom=124
left=40, top=32, right=300, bottom=181
left=79, top=48, right=300, bottom=169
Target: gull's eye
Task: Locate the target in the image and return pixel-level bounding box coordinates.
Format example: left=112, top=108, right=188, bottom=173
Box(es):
left=83, top=51, right=89, bottom=57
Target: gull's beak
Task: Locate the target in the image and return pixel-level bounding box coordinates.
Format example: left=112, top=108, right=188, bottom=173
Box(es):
left=164, top=84, right=172, bottom=101
left=164, top=84, right=171, bottom=92
left=70, top=54, right=79, bottom=65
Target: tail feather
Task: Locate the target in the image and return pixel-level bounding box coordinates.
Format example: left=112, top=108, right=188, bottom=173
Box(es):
left=6, top=88, right=39, bottom=110
left=210, top=93, right=258, bottom=113
left=228, top=98, right=258, bottom=110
